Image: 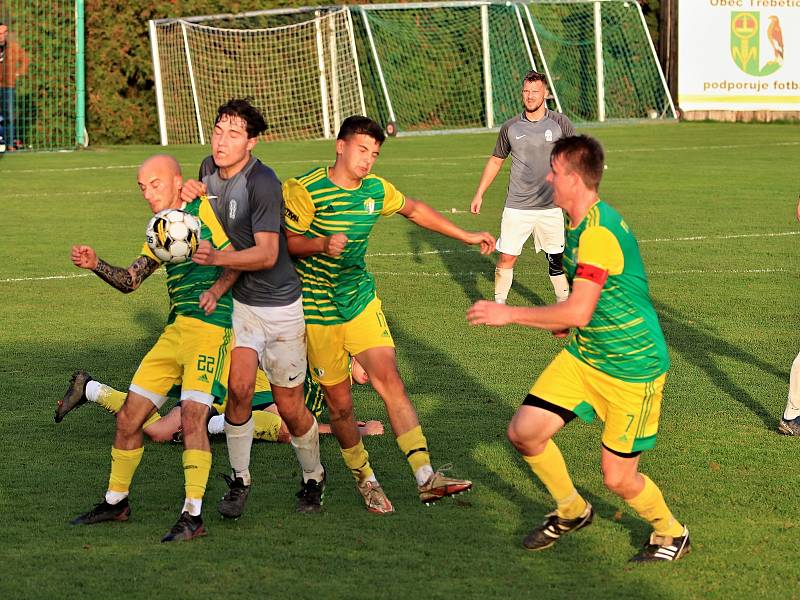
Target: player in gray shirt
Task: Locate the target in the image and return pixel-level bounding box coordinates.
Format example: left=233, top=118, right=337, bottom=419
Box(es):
left=471, top=70, right=575, bottom=305
left=189, top=99, right=326, bottom=517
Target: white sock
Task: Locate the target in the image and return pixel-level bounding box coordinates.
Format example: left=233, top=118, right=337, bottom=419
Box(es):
left=207, top=414, right=225, bottom=435
left=414, top=465, right=435, bottom=486
left=783, top=352, right=800, bottom=420
left=105, top=490, right=128, bottom=505
left=550, top=274, right=570, bottom=303
left=290, top=419, right=325, bottom=482
left=182, top=498, right=202, bottom=517
left=86, top=380, right=104, bottom=403
left=495, top=267, right=513, bottom=304
left=224, top=416, right=254, bottom=486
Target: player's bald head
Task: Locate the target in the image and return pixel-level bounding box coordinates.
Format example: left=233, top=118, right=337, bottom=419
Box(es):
left=139, top=154, right=182, bottom=179
left=137, top=154, right=183, bottom=213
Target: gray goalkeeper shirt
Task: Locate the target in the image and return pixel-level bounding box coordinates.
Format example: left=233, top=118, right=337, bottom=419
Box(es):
left=200, top=156, right=301, bottom=307
left=493, top=109, right=575, bottom=210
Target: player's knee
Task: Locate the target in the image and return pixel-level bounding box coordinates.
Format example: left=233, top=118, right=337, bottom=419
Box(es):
left=228, top=380, right=255, bottom=407
left=546, top=252, right=564, bottom=277
left=506, top=420, right=541, bottom=454
left=368, top=364, right=404, bottom=396
left=326, top=403, right=354, bottom=424
left=116, top=409, right=142, bottom=437
left=181, top=411, right=207, bottom=437
left=601, top=468, right=636, bottom=497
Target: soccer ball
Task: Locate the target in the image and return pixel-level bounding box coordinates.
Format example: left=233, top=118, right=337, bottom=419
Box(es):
left=146, top=209, right=201, bottom=264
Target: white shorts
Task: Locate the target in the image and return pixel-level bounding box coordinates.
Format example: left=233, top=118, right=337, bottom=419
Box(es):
left=233, top=297, right=307, bottom=388
left=496, top=207, right=565, bottom=256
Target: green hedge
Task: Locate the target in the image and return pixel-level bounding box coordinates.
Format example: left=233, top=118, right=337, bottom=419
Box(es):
left=85, top=1, right=660, bottom=145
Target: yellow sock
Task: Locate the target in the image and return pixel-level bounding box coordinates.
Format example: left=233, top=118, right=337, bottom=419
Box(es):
left=183, top=449, right=212, bottom=502
left=253, top=410, right=283, bottom=442
left=143, top=412, right=161, bottom=429
left=108, top=446, right=144, bottom=494
left=522, top=440, right=587, bottom=519
left=341, top=440, right=374, bottom=482
left=625, top=474, right=684, bottom=537
left=95, top=386, right=126, bottom=414
left=396, top=425, right=431, bottom=474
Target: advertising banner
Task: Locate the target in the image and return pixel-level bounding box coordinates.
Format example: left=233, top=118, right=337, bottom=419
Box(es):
left=678, top=0, right=800, bottom=111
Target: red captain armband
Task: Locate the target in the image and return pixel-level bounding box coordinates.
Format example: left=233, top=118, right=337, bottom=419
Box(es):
left=575, top=263, right=609, bottom=286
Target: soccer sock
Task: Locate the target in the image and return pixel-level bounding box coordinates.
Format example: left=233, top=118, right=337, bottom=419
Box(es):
left=549, top=274, right=570, bottom=303
left=182, top=449, right=212, bottom=517
left=522, top=440, right=587, bottom=519
left=85, top=383, right=161, bottom=427
left=340, top=439, right=376, bottom=483
left=87, top=382, right=126, bottom=414
left=494, top=267, right=513, bottom=304
left=783, top=351, right=800, bottom=420
left=143, top=412, right=162, bottom=429
left=106, top=446, right=144, bottom=504
left=396, top=426, right=434, bottom=485
left=207, top=414, right=225, bottom=436
left=625, top=474, right=684, bottom=537
left=290, top=419, right=325, bottom=482
left=252, top=410, right=282, bottom=442
left=224, top=416, right=254, bottom=486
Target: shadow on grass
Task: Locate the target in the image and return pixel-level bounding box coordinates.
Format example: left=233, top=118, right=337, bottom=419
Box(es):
left=656, top=301, right=785, bottom=429
left=405, top=226, right=546, bottom=306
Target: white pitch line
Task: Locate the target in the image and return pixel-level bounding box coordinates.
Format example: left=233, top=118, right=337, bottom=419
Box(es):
left=8, top=189, right=131, bottom=199
left=1, top=273, right=92, bottom=283
left=6, top=141, right=798, bottom=175
left=2, top=230, right=796, bottom=284
left=371, top=268, right=792, bottom=277
left=640, top=231, right=800, bottom=243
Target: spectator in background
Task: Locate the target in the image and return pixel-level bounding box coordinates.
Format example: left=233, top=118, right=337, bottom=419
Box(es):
left=0, top=22, right=30, bottom=151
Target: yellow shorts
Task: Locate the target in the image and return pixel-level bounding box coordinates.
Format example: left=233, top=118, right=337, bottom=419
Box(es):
left=306, top=297, right=394, bottom=386
left=130, top=315, right=232, bottom=409
left=529, top=350, right=666, bottom=454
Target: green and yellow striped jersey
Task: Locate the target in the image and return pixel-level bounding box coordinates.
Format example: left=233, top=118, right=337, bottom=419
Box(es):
left=283, top=167, right=406, bottom=325
left=140, top=196, right=233, bottom=328
left=563, top=200, right=669, bottom=382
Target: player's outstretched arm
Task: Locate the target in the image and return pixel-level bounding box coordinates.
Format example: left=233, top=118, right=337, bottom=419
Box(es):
left=471, top=156, right=505, bottom=214
left=71, top=245, right=158, bottom=293
left=467, top=280, right=601, bottom=331
left=399, top=197, right=496, bottom=254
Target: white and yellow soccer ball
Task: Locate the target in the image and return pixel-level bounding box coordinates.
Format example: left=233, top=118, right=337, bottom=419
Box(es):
left=145, top=208, right=201, bottom=264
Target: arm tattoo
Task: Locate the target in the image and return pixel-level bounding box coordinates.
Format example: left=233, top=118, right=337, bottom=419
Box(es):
left=92, top=255, right=160, bottom=293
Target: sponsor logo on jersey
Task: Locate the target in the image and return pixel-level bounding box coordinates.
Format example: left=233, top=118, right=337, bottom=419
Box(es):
left=515, top=134, right=526, bottom=140
left=198, top=374, right=210, bottom=383
left=314, top=367, right=325, bottom=378
left=545, top=129, right=553, bottom=142
left=285, top=206, right=299, bottom=223
left=229, top=199, right=238, bottom=220
left=364, top=198, right=375, bottom=214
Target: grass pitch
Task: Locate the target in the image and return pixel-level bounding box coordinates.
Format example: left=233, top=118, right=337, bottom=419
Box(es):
left=1, top=122, right=799, bottom=599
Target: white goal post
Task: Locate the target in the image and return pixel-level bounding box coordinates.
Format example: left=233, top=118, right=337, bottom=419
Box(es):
left=149, top=1, right=675, bottom=145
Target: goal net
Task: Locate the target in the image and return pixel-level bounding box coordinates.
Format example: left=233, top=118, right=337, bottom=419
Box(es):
left=149, top=7, right=365, bottom=144
left=149, top=1, right=674, bottom=144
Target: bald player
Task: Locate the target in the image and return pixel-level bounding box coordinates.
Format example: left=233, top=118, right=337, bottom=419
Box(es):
left=68, top=154, right=238, bottom=543
left=471, top=70, right=575, bottom=305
